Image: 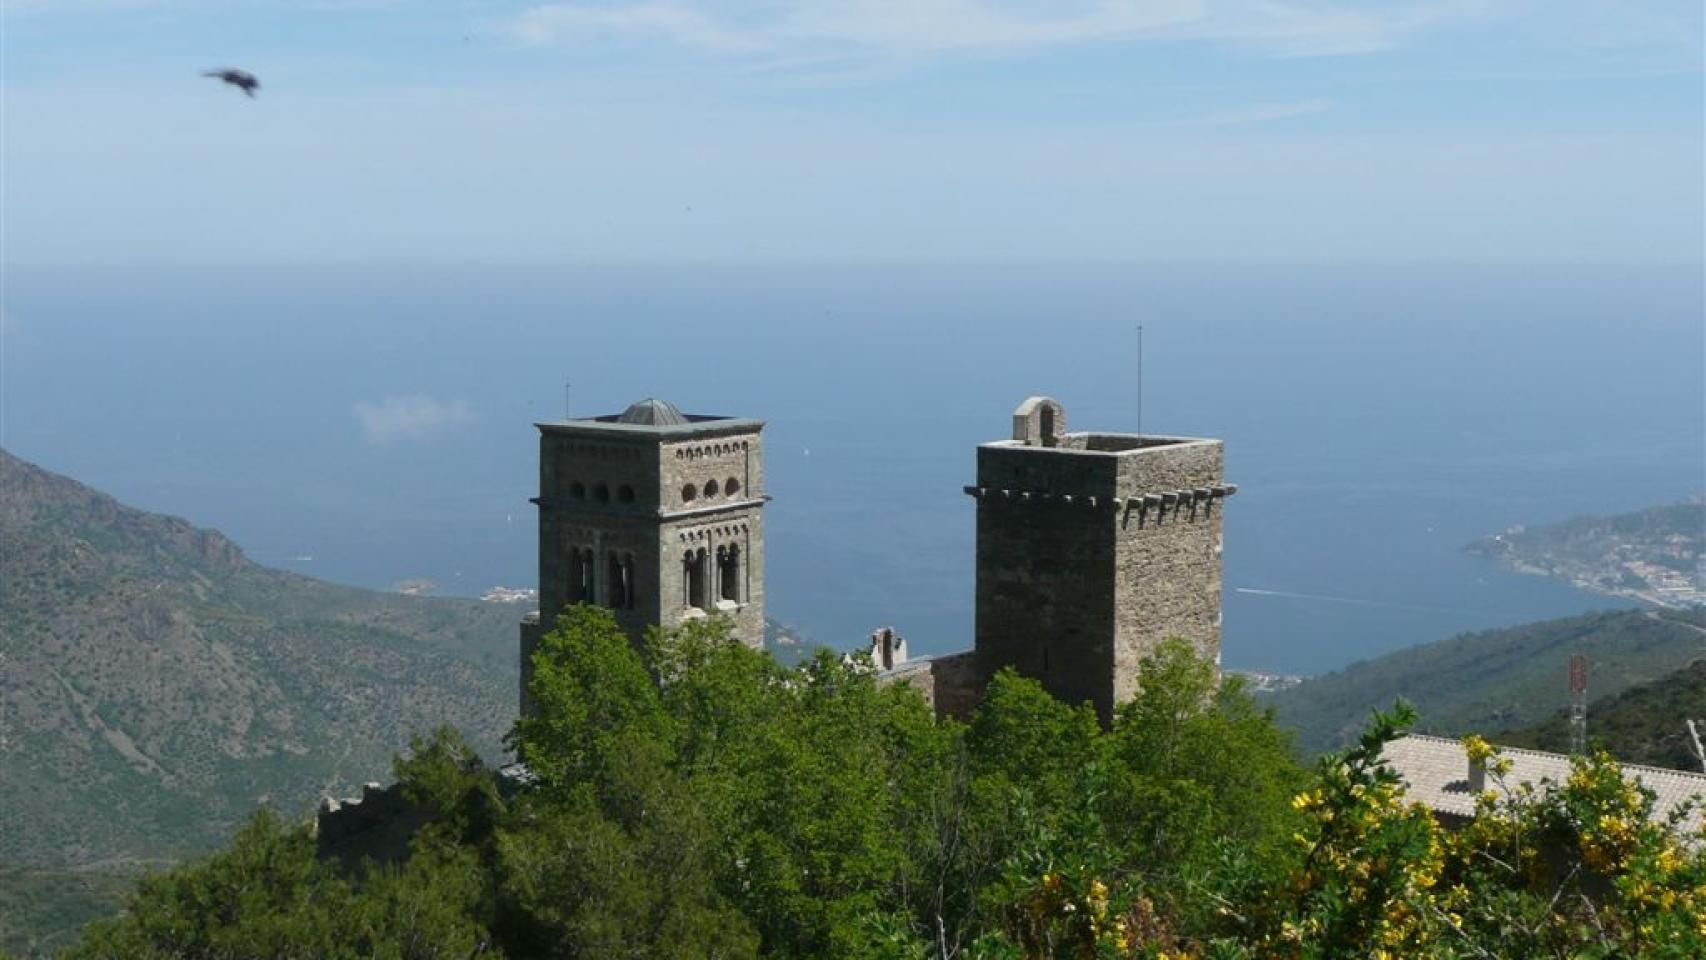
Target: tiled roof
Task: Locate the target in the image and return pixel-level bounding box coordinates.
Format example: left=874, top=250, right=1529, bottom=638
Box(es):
left=1383, top=734, right=1706, bottom=834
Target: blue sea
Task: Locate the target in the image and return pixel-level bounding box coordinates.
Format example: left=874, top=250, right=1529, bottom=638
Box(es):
left=4, top=262, right=1701, bottom=674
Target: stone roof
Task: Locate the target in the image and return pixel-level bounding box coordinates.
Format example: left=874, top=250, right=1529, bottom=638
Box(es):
left=1384, top=734, right=1706, bottom=834
left=618, top=397, right=689, bottom=426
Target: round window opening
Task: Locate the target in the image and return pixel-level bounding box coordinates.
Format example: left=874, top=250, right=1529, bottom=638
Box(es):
left=618, top=485, right=636, bottom=504
left=705, top=479, right=721, bottom=497
left=681, top=483, right=697, bottom=502
left=725, top=477, right=740, bottom=496
left=569, top=482, right=586, bottom=499
left=594, top=484, right=610, bottom=502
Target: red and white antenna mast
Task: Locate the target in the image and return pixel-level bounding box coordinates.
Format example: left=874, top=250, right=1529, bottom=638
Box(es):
left=1569, top=653, right=1588, bottom=755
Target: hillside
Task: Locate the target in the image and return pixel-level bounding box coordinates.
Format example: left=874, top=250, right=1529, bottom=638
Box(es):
left=1266, top=608, right=1706, bottom=755
left=0, top=449, right=529, bottom=951
left=1496, top=657, right=1706, bottom=771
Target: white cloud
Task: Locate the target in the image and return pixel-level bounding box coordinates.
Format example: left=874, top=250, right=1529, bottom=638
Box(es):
left=352, top=395, right=473, bottom=443
left=496, top=0, right=1490, bottom=61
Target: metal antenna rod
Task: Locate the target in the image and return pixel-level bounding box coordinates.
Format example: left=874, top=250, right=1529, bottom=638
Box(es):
left=563, top=381, right=571, bottom=420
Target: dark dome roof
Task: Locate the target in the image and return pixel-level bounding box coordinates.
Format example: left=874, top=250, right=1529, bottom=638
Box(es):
left=617, top=397, right=688, bottom=426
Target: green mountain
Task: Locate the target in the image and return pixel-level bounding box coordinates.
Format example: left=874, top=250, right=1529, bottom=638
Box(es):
left=0, top=449, right=523, bottom=952
left=1266, top=608, right=1706, bottom=755
left=1496, top=657, right=1706, bottom=771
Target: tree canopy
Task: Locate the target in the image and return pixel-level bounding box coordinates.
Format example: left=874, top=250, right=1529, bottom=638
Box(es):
left=67, top=607, right=1706, bottom=958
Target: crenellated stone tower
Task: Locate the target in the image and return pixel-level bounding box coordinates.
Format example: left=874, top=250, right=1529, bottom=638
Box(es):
left=966, top=397, right=1233, bottom=724
left=519, top=398, right=766, bottom=712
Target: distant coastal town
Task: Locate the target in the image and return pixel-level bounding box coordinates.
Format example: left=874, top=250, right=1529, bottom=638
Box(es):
left=1467, top=500, right=1706, bottom=609
left=388, top=580, right=540, bottom=604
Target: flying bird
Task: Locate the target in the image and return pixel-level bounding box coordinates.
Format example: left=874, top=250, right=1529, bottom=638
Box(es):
left=203, top=68, right=260, bottom=98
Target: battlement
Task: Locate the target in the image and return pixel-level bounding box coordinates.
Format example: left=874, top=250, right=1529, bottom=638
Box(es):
left=987, top=432, right=1201, bottom=455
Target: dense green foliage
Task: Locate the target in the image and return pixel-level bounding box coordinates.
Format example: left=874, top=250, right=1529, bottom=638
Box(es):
left=0, top=866, right=137, bottom=959
left=1499, top=658, right=1706, bottom=771
left=1267, top=609, right=1706, bottom=755
left=64, top=608, right=1706, bottom=957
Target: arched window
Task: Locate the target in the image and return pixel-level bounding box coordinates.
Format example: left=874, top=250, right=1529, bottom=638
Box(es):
left=724, top=477, right=740, bottom=497
left=685, top=549, right=708, bottom=610
left=594, top=483, right=610, bottom=502
left=618, top=485, right=636, bottom=504
left=704, top=478, right=720, bottom=497
left=718, top=544, right=740, bottom=604
left=681, top=483, right=697, bottom=503
left=569, top=482, right=586, bottom=500
left=568, top=547, right=593, bottom=603
left=607, top=552, right=633, bottom=610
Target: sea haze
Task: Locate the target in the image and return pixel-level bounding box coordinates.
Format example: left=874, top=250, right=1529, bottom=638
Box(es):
left=4, top=263, right=1700, bottom=674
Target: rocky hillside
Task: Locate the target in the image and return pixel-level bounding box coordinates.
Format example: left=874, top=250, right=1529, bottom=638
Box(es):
left=0, top=448, right=521, bottom=869
left=1266, top=608, right=1706, bottom=755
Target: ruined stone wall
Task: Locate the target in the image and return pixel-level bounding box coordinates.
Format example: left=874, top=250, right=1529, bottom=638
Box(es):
left=315, top=782, right=426, bottom=871
left=875, top=651, right=987, bottom=721
left=926, top=650, right=988, bottom=721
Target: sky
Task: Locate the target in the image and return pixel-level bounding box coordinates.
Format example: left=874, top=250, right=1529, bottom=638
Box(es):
left=2, top=1, right=1702, bottom=264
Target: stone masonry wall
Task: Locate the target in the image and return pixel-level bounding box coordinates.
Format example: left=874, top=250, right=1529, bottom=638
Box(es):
left=877, top=650, right=987, bottom=721
left=1110, top=440, right=1224, bottom=706
left=522, top=419, right=767, bottom=717
left=972, top=434, right=1225, bottom=724
left=658, top=431, right=765, bottom=646
left=975, top=445, right=1122, bottom=719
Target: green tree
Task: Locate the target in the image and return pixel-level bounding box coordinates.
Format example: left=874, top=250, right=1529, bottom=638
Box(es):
left=1106, top=640, right=1305, bottom=894
left=507, top=604, right=674, bottom=800
left=68, top=811, right=352, bottom=960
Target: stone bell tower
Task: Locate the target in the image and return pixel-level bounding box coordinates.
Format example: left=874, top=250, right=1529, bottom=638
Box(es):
left=519, top=397, right=766, bottom=712
left=967, top=396, right=1234, bottom=723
